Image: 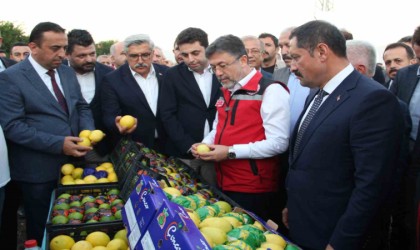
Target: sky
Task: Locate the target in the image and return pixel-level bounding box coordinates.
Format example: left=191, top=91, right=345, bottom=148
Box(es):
left=2, top=0, right=419, bottom=62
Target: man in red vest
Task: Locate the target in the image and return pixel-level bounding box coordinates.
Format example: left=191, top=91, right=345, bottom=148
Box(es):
left=191, top=34, right=290, bottom=225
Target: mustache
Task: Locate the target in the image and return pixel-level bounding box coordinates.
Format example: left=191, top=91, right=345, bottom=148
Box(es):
left=389, top=68, right=398, bottom=74
left=83, top=62, right=95, bottom=67
left=135, top=63, right=148, bottom=68
left=293, top=70, right=303, bottom=77
left=282, top=54, right=292, bottom=60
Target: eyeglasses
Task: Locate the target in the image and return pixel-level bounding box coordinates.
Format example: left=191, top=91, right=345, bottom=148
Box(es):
left=245, top=49, right=262, bottom=55
left=127, top=52, right=152, bottom=61
left=209, top=55, right=242, bottom=74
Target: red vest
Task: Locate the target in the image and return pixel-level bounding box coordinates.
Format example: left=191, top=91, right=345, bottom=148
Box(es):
left=214, top=72, right=286, bottom=193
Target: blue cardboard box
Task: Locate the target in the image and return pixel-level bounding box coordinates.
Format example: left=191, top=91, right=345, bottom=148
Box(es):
left=121, top=175, right=168, bottom=248
left=139, top=199, right=212, bottom=250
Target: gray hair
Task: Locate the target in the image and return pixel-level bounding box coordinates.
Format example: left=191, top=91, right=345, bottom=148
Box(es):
left=241, top=35, right=264, bottom=51
left=346, top=40, right=376, bottom=77
left=123, top=34, right=154, bottom=52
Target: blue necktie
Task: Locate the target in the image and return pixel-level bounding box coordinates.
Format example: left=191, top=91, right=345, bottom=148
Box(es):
left=293, top=89, right=328, bottom=157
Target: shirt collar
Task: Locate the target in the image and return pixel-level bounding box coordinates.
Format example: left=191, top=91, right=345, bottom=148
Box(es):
left=417, top=65, right=420, bottom=77
left=28, top=55, right=53, bottom=76
left=322, top=63, right=354, bottom=94
left=188, top=64, right=212, bottom=75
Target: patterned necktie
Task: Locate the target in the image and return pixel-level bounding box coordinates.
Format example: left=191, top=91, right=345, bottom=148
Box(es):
left=293, top=89, right=328, bottom=157
left=46, top=70, right=69, bottom=114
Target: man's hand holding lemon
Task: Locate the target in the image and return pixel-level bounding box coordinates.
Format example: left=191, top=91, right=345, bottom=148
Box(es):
left=115, top=115, right=137, bottom=134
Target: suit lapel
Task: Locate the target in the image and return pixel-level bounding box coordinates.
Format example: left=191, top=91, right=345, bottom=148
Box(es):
left=291, top=70, right=359, bottom=164
left=405, top=66, right=420, bottom=103
left=122, top=64, right=154, bottom=116
left=22, top=61, right=68, bottom=117
left=179, top=64, right=208, bottom=107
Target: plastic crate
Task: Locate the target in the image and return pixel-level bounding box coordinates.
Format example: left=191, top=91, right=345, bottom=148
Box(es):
left=46, top=184, right=124, bottom=232
left=58, top=162, right=118, bottom=189
left=44, top=221, right=125, bottom=250
left=109, top=136, right=135, bottom=169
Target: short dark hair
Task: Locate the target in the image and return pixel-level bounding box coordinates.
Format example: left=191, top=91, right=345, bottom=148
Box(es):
left=384, top=42, right=415, bottom=59
left=175, top=27, right=208, bottom=48
left=290, top=20, right=347, bottom=58
left=66, top=29, right=95, bottom=54
left=206, top=34, right=247, bottom=59
left=10, top=42, right=28, bottom=53
left=340, top=29, right=353, bottom=40
left=398, top=36, right=412, bottom=44
left=258, top=33, right=279, bottom=48
left=413, top=26, right=420, bottom=46
left=29, top=22, right=65, bottom=45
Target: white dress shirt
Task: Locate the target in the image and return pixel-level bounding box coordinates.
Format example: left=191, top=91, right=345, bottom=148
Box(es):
left=0, top=126, right=10, bottom=188
left=28, top=55, right=66, bottom=99
left=0, top=59, right=5, bottom=72
left=191, top=66, right=213, bottom=138
left=298, top=64, right=354, bottom=130
left=130, top=66, right=159, bottom=137
left=202, top=68, right=290, bottom=159
left=76, top=71, right=95, bottom=103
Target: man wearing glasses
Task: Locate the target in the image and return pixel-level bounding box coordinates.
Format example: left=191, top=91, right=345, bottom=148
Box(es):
left=101, top=34, right=169, bottom=151
left=191, top=34, right=290, bottom=226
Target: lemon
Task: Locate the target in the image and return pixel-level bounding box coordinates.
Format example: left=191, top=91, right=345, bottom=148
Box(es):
left=61, top=163, right=75, bottom=175
left=61, top=175, right=74, bottom=184
left=92, top=247, right=107, bottom=250
left=86, top=231, right=110, bottom=247
left=264, top=233, right=287, bottom=248
left=187, top=211, right=201, bottom=227
left=119, top=115, right=136, bottom=129
left=89, top=130, right=105, bottom=143
left=78, top=137, right=91, bottom=147
left=199, top=217, right=232, bottom=233
left=50, top=235, right=75, bottom=250
left=74, top=179, right=86, bottom=184
left=71, top=240, right=93, bottom=250
left=83, top=175, right=98, bottom=184
left=113, top=229, right=128, bottom=244
left=72, top=167, right=84, bottom=179
left=106, top=168, right=115, bottom=174
left=79, top=130, right=92, bottom=138
left=100, top=162, right=113, bottom=169
left=201, top=232, right=214, bottom=247
left=95, top=166, right=107, bottom=172
left=97, top=178, right=110, bottom=183
left=196, top=144, right=211, bottom=154
left=63, top=181, right=75, bottom=185
left=199, top=227, right=227, bottom=245
left=106, top=238, right=127, bottom=250
left=107, top=172, right=118, bottom=182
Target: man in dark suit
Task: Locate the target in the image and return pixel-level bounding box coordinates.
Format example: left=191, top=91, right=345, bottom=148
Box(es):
left=101, top=34, right=169, bottom=151
left=383, top=42, right=416, bottom=90
left=0, top=22, right=94, bottom=247
left=65, top=29, right=114, bottom=156
left=159, top=28, right=220, bottom=185
left=390, top=25, right=420, bottom=250
left=0, top=56, right=16, bottom=72
left=283, top=20, right=402, bottom=250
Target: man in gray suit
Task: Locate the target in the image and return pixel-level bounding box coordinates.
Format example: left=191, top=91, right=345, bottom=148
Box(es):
left=273, top=27, right=310, bottom=132
left=0, top=22, right=94, bottom=247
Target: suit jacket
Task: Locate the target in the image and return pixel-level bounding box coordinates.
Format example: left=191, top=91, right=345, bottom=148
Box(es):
left=390, top=64, right=420, bottom=104
left=159, top=63, right=221, bottom=158
left=0, top=59, right=95, bottom=183
left=272, top=66, right=290, bottom=84
left=0, top=57, right=17, bottom=69
left=287, top=70, right=402, bottom=250
left=101, top=63, right=169, bottom=150
left=260, top=69, right=272, bottom=79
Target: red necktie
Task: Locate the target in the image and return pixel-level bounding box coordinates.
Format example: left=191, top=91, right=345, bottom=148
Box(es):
left=46, top=70, right=69, bottom=114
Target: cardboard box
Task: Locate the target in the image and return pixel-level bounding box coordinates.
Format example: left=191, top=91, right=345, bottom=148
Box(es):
left=138, top=200, right=211, bottom=250
left=122, top=175, right=168, bottom=247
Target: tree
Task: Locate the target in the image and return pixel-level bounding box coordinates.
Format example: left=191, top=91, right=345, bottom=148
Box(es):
left=96, top=40, right=117, bottom=56
left=0, top=21, right=28, bottom=56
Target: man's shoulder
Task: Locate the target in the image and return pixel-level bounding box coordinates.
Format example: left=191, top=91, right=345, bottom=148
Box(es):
left=95, top=62, right=114, bottom=74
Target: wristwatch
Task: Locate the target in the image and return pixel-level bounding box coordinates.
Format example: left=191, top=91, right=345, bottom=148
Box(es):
left=227, top=146, right=236, bottom=159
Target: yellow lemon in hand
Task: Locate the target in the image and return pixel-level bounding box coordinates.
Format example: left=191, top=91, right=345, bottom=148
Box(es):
left=78, top=137, right=91, bottom=147
left=79, top=130, right=91, bottom=138
left=196, top=144, right=211, bottom=154
left=89, top=130, right=105, bottom=143
left=119, top=115, right=136, bottom=129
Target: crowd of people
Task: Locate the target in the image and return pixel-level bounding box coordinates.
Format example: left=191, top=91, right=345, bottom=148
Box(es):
left=0, top=20, right=419, bottom=250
